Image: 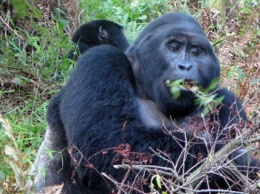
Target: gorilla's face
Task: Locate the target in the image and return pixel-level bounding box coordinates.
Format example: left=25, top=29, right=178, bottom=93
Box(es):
left=132, top=24, right=220, bottom=117
left=162, top=30, right=220, bottom=85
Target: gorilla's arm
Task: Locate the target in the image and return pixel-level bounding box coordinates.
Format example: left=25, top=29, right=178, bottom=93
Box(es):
left=215, top=88, right=260, bottom=178
left=217, top=88, right=247, bottom=126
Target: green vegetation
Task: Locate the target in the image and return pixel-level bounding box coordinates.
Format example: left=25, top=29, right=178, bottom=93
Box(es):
left=0, top=0, right=259, bottom=193
left=167, top=77, right=224, bottom=115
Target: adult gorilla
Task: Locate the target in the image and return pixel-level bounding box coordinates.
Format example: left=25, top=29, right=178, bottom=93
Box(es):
left=34, top=13, right=259, bottom=193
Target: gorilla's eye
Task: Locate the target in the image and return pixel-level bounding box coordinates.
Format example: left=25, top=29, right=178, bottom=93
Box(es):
left=190, top=46, right=204, bottom=56
left=168, top=41, right=181, bottom=52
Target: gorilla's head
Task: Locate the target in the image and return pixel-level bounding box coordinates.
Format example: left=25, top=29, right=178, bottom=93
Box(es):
left=127, top=13, right=220, bottom=117
left=72, top=20, right=129, bottom=51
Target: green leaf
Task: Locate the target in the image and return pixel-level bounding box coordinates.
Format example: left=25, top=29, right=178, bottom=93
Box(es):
left=56, top=8, right=67, bottom=15
left=208, top=154, right=213, bottom=162
left=10, top=0, right=42, bottom=19
left=166, top=79, right=184, bottom=87
left=213, top=96, right=225, bottom=107
left=202, top=77, right=220, bottom=93
left=58, top=19, right=69, bottom=28
left=250, top=78, right=260, bottom=86
left=170, top=87, right=181, bottom=99
left=156, top=175, right=162, bottom=189
left=138, top=15, right=147, bottom=20
left=203, top=106, right=209, bottom=116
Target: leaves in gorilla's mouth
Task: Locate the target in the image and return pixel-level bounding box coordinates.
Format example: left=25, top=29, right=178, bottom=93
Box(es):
left=166, top=79, right=199, bottom=99
left=182, top=80, right=199, bottom=92
left=166, top=78, right=224, bottom=116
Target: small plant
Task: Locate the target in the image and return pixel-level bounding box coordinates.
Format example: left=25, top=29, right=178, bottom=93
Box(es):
left=166, top=77, right=224, bottom=115
left=150, top=175, right=167, bottom=194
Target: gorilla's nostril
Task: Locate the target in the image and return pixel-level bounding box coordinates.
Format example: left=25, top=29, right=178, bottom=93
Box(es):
left=178, top=64, right=192, bottom=71
left=178, top=64, right=186, bottom=70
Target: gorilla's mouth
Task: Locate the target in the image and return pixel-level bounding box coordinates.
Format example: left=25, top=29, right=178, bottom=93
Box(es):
left=182, top=80, right=199, bottom=91
left=166, top=79, right=199, bottom=91
left=165, top=79, right=199, bottom=99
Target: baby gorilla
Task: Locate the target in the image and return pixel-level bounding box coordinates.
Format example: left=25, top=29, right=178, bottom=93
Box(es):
left=68, top=19, right=129, bottom=60
left=34, top=13, right=260, bottom=193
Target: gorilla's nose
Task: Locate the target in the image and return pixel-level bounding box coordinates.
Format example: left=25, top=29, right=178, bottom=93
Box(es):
left=178, top=63, right=192, bottom=71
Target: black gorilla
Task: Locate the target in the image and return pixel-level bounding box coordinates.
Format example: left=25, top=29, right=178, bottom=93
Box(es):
left=33, top=19, right=129, bottom=193
left=34, top=13, right=259, bottom=193
left=68, top=20, right=129, bottom=60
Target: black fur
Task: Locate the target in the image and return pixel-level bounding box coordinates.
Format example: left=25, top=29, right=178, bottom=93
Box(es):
left=68, top=20, right=129, bottom=60
left=33, top=20, right=129, bottom=193
left=34, top=13, right=259, bottom=193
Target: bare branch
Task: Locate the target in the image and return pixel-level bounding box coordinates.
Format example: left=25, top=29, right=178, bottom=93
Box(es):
left=113, top=164, right=175, bottom=179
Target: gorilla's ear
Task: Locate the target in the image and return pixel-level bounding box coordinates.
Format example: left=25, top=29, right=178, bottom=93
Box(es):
left=98, top=26, right=108, bottom=40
